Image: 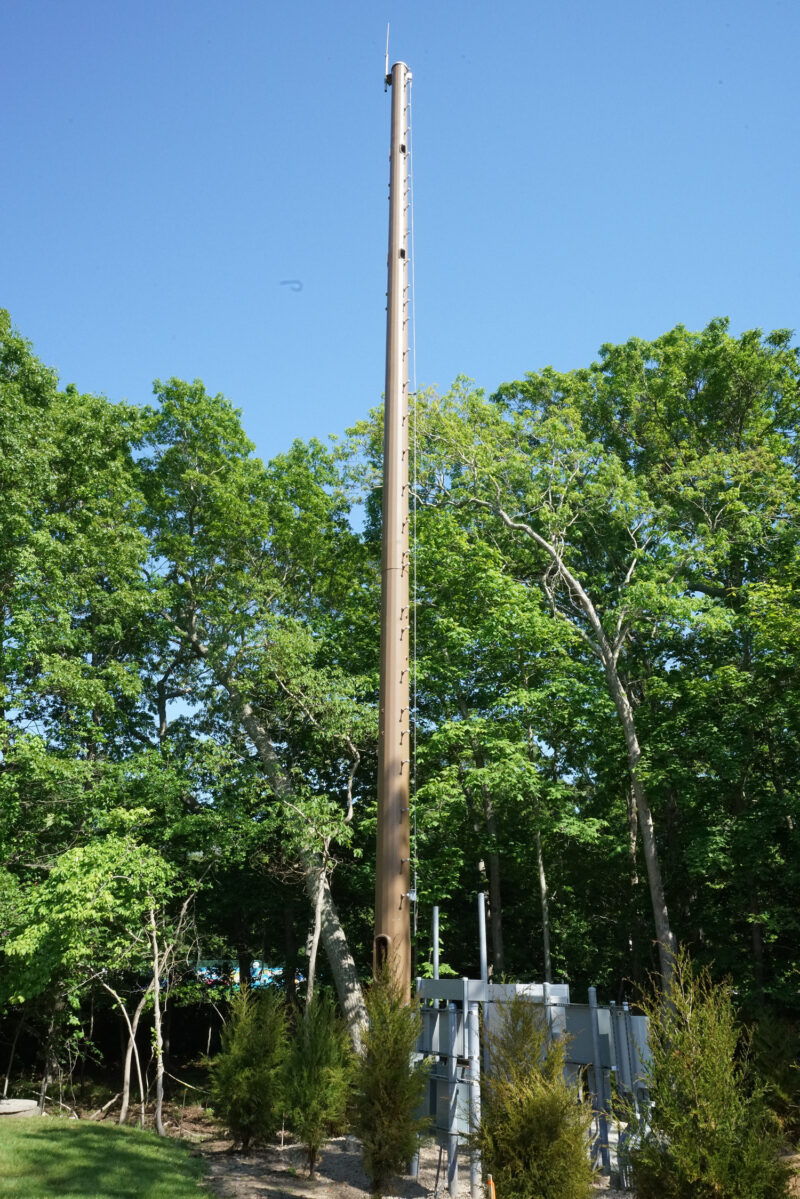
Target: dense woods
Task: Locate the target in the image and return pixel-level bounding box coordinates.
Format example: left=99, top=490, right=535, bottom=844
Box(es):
left=1, top=307, right=799, bottom=1103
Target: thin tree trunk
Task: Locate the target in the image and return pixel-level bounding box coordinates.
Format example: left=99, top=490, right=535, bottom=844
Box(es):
left=3, top=1010, right=26, bottom=1098
left=625, top=784, right=640, bottom=883
left=482, top=789, right=505, bottom=976
left=184, top=632, right=367, bottom=1048
left=221, top=670, right=367, bottom=1049
left=103, top=982, right=151, bottom=1127
left=305, top=853, right=327, bottom=1010
left=458, top=698, right=505, bottom=975
left=149, top=909, right=166, bottom=1137
left=535, top=830, right=552, bottom=983
left=748, top=877, right=765, bottom=999
left=301, top=854, right=366, bottom=1051
left=483, top=503, right=677, bottom=988
left=38, top=1013, right=55, bottom=1115
left=237, top=950, right=253, bottom=992
left=606, top=667, right=676, bottom=984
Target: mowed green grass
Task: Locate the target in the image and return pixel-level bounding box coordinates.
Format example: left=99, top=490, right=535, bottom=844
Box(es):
left=0, top=1117, right=209, bottom=1197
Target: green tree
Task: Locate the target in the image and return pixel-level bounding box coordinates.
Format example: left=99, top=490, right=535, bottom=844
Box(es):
left=404, top=321, right=799, bottom=987
left=138, top=380, right=372, bottom=1045
left=628, top=950, right=789, bottom=1199
left=352, top=969, right=429, bottom=1197
left=477, top=996, right=594, bottom=1199
left=285, top=996, right=352, bottom=1175
left=209, top=987, right=288, bottom=1151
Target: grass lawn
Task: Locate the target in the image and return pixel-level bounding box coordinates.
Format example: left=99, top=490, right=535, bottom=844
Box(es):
left=0, top=1117, right=209, bottom=1197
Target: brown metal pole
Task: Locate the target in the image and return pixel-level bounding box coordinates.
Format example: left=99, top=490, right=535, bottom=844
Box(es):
left=374, top=59, right=411, bottom=1000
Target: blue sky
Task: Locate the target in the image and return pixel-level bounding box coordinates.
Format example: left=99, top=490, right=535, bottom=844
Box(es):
left=4, top=0, right=798, bottom=461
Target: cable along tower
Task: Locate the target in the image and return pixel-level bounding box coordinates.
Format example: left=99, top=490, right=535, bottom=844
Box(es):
left=374, top=58, right=412, bottom=1000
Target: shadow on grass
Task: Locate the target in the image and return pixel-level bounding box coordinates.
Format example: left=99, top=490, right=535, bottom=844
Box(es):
left=0, top=1118, right=208, bottom=1198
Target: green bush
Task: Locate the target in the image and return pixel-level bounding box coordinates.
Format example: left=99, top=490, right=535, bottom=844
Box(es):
left=285, top=995, right=353, bottom=1175
left=352, top=968, right=429, bottom=1197
left=476, top=995, right=594, bottom=1199
left=208, top=987, right=288, bottom=1151
left=628, top=950, right=790, bottom=1199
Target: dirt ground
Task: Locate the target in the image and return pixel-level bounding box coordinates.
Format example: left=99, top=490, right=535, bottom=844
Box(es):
left=189, top=1130, right=630, bottom=1199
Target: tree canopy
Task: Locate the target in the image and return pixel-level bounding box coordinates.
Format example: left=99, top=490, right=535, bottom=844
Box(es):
left=2, top=310, right=799, bottom=1098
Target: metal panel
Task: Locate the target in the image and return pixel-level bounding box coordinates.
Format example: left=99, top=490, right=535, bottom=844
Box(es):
left=417, top=978, right=489, bottom=1003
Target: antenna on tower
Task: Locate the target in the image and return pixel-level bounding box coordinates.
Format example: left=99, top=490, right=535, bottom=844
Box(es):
left=384, top=24, right=390, bottom=89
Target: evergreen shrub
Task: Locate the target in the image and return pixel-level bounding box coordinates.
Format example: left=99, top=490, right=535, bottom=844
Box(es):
left=285, top=995, right=352, bottom=1175
left=208, top=987, right=288, bottom=1151
left=628, top=949, right=790, bottom=1199
left=475, top=995, right=594, bottom=1199
left=352, top=967, right=429, bottom=1197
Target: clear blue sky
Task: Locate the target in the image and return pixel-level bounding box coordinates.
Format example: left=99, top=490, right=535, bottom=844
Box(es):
left=4, top=0, right=798, bottom=460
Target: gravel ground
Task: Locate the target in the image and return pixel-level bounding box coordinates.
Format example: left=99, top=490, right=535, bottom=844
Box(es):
left=197, top=1136, right=630, bottom=1199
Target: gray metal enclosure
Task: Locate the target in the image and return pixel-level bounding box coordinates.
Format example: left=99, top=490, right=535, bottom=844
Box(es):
left=415, top=976, right=651, bottom=1192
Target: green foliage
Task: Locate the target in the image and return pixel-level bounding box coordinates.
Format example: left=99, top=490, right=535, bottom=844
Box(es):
left=476, top=996, right=594, bottom=1199
left=628, top=950, right=790, bottom=1199
left=352, top=970, right=429, bottom=1197
left=285, top=995, right=353, bottom=1175
left=751, top=1013, right=800, bottom=1147
left=0, top=1117, right=207, bottom=1198
left=209, top=988, right=288, bottom=1151
left=2, top=823, right=174, bottom=1005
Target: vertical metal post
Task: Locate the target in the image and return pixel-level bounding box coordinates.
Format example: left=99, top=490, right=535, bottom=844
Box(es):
left=433, top=905, right=440, bottom=980
left=448, top=1002, right=459, bottom=1197
left=477, top=893, right=488, bottom=985
left=588, top=987, right=610, bottom=1173
left=623, top=1000, right=639, bottom=1117
left=468, top=1002, right=482, bottom=1199
left=375, top=59, right=412, bottom=1000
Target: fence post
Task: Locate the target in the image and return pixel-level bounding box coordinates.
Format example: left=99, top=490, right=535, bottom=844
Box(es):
left=588, top=986, right=610, bottom=1173
left=468, top=1001, right=481, bottom=1199
left=448, top=1001, right=459, bottom=1197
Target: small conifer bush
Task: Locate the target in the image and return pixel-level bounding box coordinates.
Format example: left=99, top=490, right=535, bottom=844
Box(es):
left=285, top=995, right=353, bottom=1175
left=476, top=995, right=594, bottom=1199
left=209, top=987, right=288, bottom=1151
left=628, top=949, right=790, bottom=1199
left=352, top=967, right=429, bottom=1197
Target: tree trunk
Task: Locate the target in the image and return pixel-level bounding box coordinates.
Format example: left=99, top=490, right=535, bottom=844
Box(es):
left=305, top=855, right=326, bottom=1010
left=301, top=853, right=365, bottom=1051
left=237, top=950, right=253, bottom=991
left=535, top=830, right=552, bottom=983
left=748, top=877, right=765, bottom=999
left=485, top=504, right=677, bottom=988
left=605, top=665, right=676, bottom=984
left=482, top=789, right=505, bottom=976
left=183, top=630, right=367, bottom=1048
left=3, top=1010, right=26, bottom=1099
left=458, top=697, right=505, bottom=975
left=149, top=910, right=166, bottom=1137
left=220, top=672, right=367, bottom=1049
left=38, top=1012, right=55, bottom=1115
left=106, top=982, right=151, bottom=1127
left=284, top=905, right=298, bottom=1006
left=625, top=785, right=639, bottom=884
